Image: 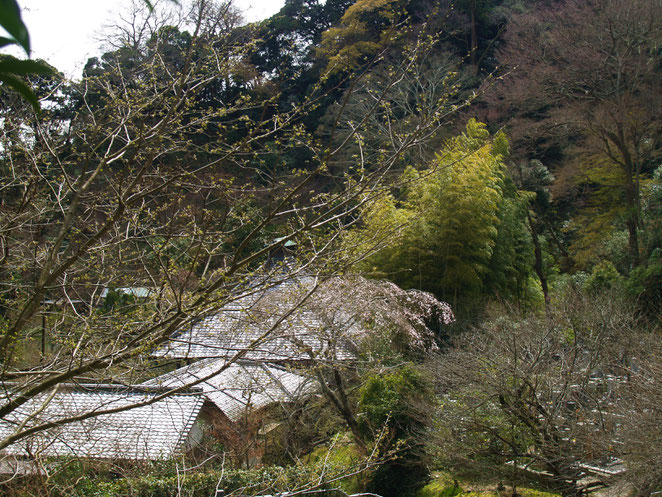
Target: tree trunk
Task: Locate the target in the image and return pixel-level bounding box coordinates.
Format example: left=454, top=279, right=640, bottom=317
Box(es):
left=527, top=213, right=549, bottom=308
left=626, top=216, right=640, bottom=267
left=469, top=1, right=478, bottom=67
left=607, top=127, right=641, bottom=267
left=314, top=367, right=368, bottom=453
left=625, top=179, right=641, bottom=267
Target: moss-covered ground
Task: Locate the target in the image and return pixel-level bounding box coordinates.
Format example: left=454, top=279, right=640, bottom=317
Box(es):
left=416, top=472, right=560, bottom=497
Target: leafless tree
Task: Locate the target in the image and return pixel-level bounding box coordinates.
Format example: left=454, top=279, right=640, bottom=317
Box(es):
left=0, top=0, right=466, bottom=467
left=432, top=291, right=649, bottom=496
left=322, top=51, right=475, bottom=176
left=619, top=340, right=662, bottom=495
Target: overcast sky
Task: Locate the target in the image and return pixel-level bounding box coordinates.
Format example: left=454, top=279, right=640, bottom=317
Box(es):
left=15, top=0, right=285, bottom=79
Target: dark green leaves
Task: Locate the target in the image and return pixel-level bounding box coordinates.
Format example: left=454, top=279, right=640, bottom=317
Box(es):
left=0, top=70, right=39, bottom=109
left=0, top=56, right=52, bottom=76
left=0, top=55, right=55, bottom=112
left=0, top=0, right=29, bottom=54
left=143, top=0, right=180, bottom=11
left=0, top=1, right=56, bottom=112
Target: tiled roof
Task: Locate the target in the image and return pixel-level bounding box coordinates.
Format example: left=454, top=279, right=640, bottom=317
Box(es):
left=157, top=309, right=357, bottom=361
left=144, top=359, right=317, bottom=421
left=0, top=384, right=204, bottom=460
left=156, top=277, right=360, bottom=362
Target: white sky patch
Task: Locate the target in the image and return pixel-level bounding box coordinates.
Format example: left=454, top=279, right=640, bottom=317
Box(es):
left=12, top=0, right=285, bottom=79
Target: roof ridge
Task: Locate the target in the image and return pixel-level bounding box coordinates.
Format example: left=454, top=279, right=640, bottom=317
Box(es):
left=0, top=382, right=204, bottom=396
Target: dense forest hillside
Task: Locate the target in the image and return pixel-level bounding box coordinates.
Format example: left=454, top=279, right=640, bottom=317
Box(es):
left=0, top=0, right=661, bottom=496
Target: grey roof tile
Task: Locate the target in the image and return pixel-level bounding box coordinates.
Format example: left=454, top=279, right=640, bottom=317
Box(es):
left=144, top=360, right=317, bottom=421
left=0, top=385, right=204, bottom=460
left=158, top=312, right=356, bottom=361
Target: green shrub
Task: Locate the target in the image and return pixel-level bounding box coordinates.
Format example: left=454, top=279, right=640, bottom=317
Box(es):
left=626, top=251, right=662, bottom=319
left=43, top=465, right=334, bottom=497
left=549, top=271, right=588, bottom=297
left=416, top=475, right=561, bottom=497
left=358, top=364, right=432, bottom=439
left=3, top=445, right=369, bottom=497
left=416, top=479, right=462, bottom=497
left=584, top=260, right=623, bottom=293
left=305, top=438, right=366, bottom=494
left=358, top=365, right=434, bottom=497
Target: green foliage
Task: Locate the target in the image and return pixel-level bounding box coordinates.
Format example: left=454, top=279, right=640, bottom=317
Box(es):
left=357, top=120, right=533, bottom=311
left=624, top=166, right=662, bottom=319
left=358, top=364, right=434, bottom=497
left=641, top=165, right=662, bottom=259
left=583, top=260, right=623, bottom=294
left=251, top=0, right=351, bottom=79
left=318, top=0, right=405, bottom=74
left=484, top=187, right=535, bottom=301
left=100, top=289, right=138, bottom=314
left=0, top=0, right=29, bottom=53
left=416, top=473, right=561, bottom=497
left=425, top=120, right=507, bottom=298
left=567, top=163, right=662, bottom=301
left=142, top=0, right=180, bottom=10
left=416, top=479, right=462, bottom=497
left=358, top=364, right=432, bottom=438
left=306, top=439, right=366, bottom=494
left=35, top=464, right=337, bottom=497
left=626, top=250, right=662, bottom=319
left=0, top=1, right=56, bottom=111
left=558, top=137, right=661, bottom=276
left=0, top=58, right=54, bottom=113
left=564, top=155, right=631, bottom=270
left=601, top=230, right=631, bottom=274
